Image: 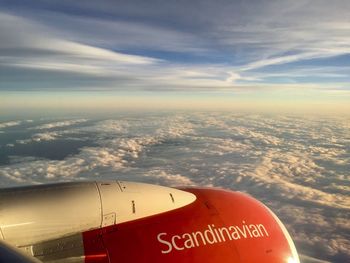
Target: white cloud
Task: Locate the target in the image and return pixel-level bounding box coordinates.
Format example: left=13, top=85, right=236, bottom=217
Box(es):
left=300, top=254, right=331, bottom=263
left=17, top=132, right=60, bottom=144
left=242, top=150, right=349, bottom=209
left=0, top=121, right=21, bottom=129
left=240, top=52, right=325, bottom=71
left=32, top=132, right=59, bottom=142
left=32, top=119, right=88, bottom=130
left=144, top=169, right=194, bottom=186
left=82, top=120, right=129, bottom=134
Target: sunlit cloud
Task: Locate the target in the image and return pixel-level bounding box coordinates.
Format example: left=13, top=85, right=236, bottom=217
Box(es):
left=0, top=121, right=22, bottom=129
left=31, top=119, right=88, bottom=130
left=0, top=113, right=349, bottom=261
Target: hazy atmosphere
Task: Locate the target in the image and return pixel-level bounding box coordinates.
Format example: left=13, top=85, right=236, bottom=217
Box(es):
left=0, top=1, right=349, bottom=262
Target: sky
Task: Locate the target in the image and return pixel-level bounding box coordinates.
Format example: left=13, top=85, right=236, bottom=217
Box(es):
left=0, top=0, right=349, bottom=114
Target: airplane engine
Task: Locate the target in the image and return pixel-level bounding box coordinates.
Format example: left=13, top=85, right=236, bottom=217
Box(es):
left=0, top=181, right=299, bottom=263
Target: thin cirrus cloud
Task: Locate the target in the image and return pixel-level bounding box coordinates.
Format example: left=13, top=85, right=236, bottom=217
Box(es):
left=0, top=12, right=232, bottom=91
left=0, top=13, right=159, bottom=66
left=0, top=13, right=159, bottom=79
left=0, top=0, right=349, bottom=97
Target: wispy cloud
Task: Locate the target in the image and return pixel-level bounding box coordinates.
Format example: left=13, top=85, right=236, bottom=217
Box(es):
left=0, top=0, right=349, bottom=97
left=0, top=13, right=159, bottom=76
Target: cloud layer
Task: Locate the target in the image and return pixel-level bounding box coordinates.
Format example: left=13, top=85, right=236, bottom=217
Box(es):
left=0, top=113, right=349, bottom=262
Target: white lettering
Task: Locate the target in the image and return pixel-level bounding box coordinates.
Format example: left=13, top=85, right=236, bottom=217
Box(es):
left=172, top=235, right=184, bottom=251
left=258, top=224, right=269, bottom=237
left=219, top=227, right=232, bottom=241
left=229, top=226, right=240, bottom=240
left=157, top=233, right=172, bottom=254
left=157, top=222, right=269, bottom=254
left=204, top=225, right=217, bottom=244
left=244, top=221, right=253, bottom=238
left=236, top=225, right=247, bottom=238
left=250, top=224, right=260, bottom=237
left=192, top=231, right=206, bottom=246
left=182, top=233, right=195, bottom=249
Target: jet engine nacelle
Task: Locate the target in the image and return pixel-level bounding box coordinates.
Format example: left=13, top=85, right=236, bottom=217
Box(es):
left=0, top=181, right=299, bottom=263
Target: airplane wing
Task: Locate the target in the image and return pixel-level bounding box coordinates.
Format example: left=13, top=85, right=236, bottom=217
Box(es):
left=0, top=181, right=300, bottom=263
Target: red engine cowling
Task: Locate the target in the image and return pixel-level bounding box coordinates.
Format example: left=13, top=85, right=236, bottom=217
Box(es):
left=83, top=187, right=299, bottom=263
left=0, top=181, right=299, bottom=263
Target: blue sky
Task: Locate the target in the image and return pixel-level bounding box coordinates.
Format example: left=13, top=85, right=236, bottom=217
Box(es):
left=0, top=0, right=349, bottom=113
